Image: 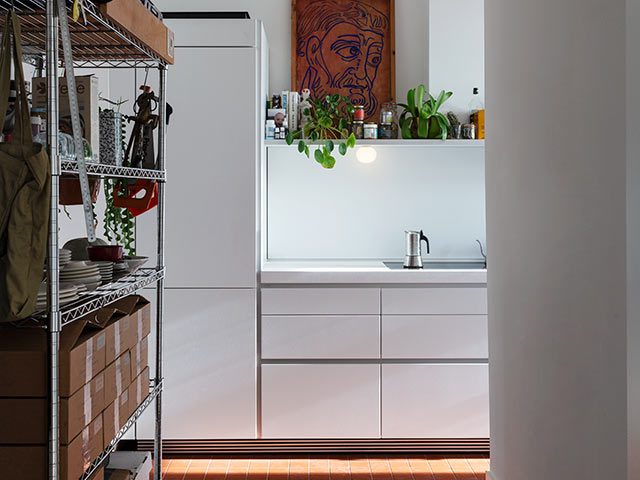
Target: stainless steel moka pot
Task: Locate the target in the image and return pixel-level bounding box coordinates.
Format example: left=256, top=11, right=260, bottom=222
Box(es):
left=404, top=230, right=430, bottom=269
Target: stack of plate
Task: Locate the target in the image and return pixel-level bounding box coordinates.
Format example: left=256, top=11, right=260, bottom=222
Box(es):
left=90, top=261, right=114, bottom=283
left=35, top=284, right=78, bottom=311
left=59, top=249, right=72, bottom=269
left=59, top=261, right=102, bottom=290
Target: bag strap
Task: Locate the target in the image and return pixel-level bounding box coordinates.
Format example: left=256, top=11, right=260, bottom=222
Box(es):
left=0, top=10, right=35, bottom=149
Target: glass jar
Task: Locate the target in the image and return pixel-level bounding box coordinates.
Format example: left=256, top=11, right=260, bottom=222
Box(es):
left=352, top=120, right=364, bottom=139
left=379, top=123, right=394, bottom=139
left=353, top=105, right=365, bottom=122
left=364, top=123, right=378, bottom=139
left=379, top=102, right=398, bottom=139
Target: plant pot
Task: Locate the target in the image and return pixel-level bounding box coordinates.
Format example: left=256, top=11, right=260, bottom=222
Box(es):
left=59, top=175, right=101, bottom=206
left=410, top=118, right=446, bottom=139
left=99, top=111, right=124, bottom=166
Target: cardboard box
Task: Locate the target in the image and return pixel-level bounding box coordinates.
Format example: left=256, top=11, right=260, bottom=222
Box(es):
left=131, top=335, right=149, bottom=378
left=105, top=351, right=132, bottom=408
left=0, top=320, right=107, bottom=397
left=32, top=75, right=100, bottom=158
left=0, top=414, right=103, bottom=480
left=471, top=109, right=485, bottom=139
left=129, top=367, right=150, bottom=415
left=0, top=371, right=104, bottom=445
left=107, top=451, right=152, bottom=480
left=99, top=0, right=175, bottom=64
left=107, top=469, right=131, bottom=480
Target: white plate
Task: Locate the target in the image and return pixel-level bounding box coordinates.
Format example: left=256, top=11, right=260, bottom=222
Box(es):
left=60, top=274, right=102, bottom=284
left=61, top=268, right=100, bottom=278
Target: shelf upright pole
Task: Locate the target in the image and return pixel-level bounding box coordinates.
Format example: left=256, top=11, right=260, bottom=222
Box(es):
left=46, top=1, right=61, bottom=480
left=154, top=63, right=167, bottom=480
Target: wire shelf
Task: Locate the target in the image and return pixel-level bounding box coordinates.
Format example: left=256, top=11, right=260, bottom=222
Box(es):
left=79, top=380, right=164, bottom=480
left=0, top=0, right=164, bottom=68
left=31, top=267, right=164, bottom=326
left=61, top=159, right=166, bottom=181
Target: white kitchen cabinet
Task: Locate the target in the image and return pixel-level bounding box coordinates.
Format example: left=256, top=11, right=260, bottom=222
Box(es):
left=382, top=364, right=489, bottom=438
left=261, top=315, right=380, bottom=359
left=382, top=287, right=487, bottom=315
left=136, top=289, right=256, bottom=439
left=261, top=364, right=380, bottom=438
left=261, top=288, right=380, bottom=315
left=382, top=315, right=488, bottom=359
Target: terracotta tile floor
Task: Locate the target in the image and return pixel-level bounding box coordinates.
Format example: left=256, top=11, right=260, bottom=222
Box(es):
left=152, top=455, right=490, bottom=480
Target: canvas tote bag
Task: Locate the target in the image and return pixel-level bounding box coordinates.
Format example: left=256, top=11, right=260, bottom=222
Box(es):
left=0, top=10, right=51, bottom=321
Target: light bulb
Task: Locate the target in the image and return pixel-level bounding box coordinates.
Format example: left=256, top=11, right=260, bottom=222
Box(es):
left=356, top=146, right=377, bottom=164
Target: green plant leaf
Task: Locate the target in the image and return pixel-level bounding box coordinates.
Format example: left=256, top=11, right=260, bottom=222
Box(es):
left=303, top=107, right=310, bottom=116
left=342, top=96, right=349, bottom=103
left=286, top=132, right=295, bottom=145
left=298, top=140, right=306, bottom=153
left=338, top=118, right=346, bottom=130
left=436, top=116, right=448, bottom=140
left=416, top=84, right=426, bottom=109
left=417, top=117, right=429, bottom=139
left=339, top=142, right=347, bottom=155
left=347, top=133, right=356, bottom=148
left=407, top=89, right=416, bottom=115
left=326, top=140, right=334, bottom=153
left=323, top=155, right=336, bottom=169
left=401, top=118, right=413, bottom=139
left=331, top=93, right=340, bottom=103
left=304, top=145, right=310, bottom=157
left=314, top=148, right=324, bottom=164
left=310, top=130, right=319, bottom=141
left=318, top=116, right=332, bottom=128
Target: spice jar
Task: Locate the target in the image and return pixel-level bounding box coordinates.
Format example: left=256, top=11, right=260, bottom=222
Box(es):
left=364, top=122, right=378, bottom=139
left=352, top=120, right=364, bottom=139
left=379, top=123, right=394, bottom=139
left=353, top=105, right=365, bottom=122
left=379, top=102, right=398, bottom=139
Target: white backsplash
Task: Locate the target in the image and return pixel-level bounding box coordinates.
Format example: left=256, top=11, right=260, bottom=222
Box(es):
left=266, top=144, right=486, bottom=261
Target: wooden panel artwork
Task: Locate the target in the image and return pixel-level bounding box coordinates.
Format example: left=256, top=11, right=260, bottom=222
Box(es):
left=292, top=0, right=396, bottom=121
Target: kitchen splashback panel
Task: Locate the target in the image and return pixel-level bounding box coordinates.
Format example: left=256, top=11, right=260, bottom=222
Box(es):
left=266, top=144, right=486, bottom=260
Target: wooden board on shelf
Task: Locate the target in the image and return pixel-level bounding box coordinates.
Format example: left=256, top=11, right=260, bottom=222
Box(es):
left=98, top=0, right=175, bottom=64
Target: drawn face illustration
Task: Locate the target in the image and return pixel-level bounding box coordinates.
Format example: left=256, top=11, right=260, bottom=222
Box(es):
left=317, top=23, right=383, bottom=111
left=296, top=1, right=388, bottom=118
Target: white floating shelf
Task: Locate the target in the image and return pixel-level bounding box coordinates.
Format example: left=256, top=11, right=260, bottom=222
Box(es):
left=264, top=139, right=485, bottom=148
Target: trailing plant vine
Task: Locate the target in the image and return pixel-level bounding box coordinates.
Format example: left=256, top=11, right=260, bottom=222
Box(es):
left=285, top=94, right=357, bottom=169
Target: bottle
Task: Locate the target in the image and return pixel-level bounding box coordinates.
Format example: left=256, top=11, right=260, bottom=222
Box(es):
left=266, top=120, right=275, bottom=139
left=468, top=87, right=484, bottom=113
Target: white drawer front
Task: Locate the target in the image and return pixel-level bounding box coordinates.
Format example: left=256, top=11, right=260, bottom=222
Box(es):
left=382, top=315, right=488, bottom=359
left=382, top=364, right=489, bottom=438
left=261, top=364, right=380, bottom=438
left=262, top=315, right=380, bottom=359
left=261, top=288, right=380, bottom=315
left=382, top=287, right=487, bottom=315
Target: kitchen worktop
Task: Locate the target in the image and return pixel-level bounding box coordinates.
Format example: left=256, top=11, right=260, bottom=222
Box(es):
left=260, top=260, right=487, bottom=285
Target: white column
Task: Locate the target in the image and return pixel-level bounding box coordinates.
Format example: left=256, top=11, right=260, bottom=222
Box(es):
left=485, top=0, right=628, bottom=478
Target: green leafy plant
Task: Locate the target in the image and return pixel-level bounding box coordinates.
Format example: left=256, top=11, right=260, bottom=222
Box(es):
left=398, top=86, right=452, bottom=140
left=285, top=94, right=357, bottom=169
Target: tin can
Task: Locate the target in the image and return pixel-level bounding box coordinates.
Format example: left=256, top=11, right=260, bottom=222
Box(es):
left=364, top=123, right=378, bottom=139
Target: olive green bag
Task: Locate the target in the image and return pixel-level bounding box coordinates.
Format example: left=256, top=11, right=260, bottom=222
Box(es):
left=0, top=10, right=51, bottom=321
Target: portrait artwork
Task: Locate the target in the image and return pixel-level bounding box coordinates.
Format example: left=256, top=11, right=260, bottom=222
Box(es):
left=292, top=0, right=396, bottom=121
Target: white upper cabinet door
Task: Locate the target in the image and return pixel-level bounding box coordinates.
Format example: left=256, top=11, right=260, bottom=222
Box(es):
left=261, top=315, right=380, bottom=359
left=167, top=18, right=258, bottom=47
left=382, top=364, right=489, bottom=438
left=261, top=288, right=380, bottom=315
left=261, top=364, right=380, bottom=438
left=382, top=287, right=488, bottom=315
left=382, top=315, right=488, bottom=359
left=135, top=289, right=257, bottom=439
left=135, top=47, right=259, bottom=288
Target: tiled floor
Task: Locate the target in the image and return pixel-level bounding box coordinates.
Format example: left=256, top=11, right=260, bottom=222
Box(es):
left=153, top=455, right=490, bottom=480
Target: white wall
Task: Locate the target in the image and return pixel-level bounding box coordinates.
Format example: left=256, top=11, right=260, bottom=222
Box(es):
left=153, top=0, right=430, bottom=101
left=266, top=144, right=486, bottom=261
left=429, top=0, right=485, bottom=123
left=627, top=0, right=640, bottom=477
left=486, top=0, right=628, bottom=479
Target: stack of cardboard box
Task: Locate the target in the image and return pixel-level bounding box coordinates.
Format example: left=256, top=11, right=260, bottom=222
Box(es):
left=0, top=295, right=151, bottom=480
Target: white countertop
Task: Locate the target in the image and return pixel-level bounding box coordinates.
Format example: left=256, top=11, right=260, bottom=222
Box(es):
left=260, top=260, right=487, bottom=285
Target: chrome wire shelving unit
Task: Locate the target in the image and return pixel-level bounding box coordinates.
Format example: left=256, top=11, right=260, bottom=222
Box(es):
left=0, top=1, right=168, bottom=479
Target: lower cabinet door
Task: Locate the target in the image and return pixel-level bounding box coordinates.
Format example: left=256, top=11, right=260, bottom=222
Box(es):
left=382, top=364, right=489, bottom=438
left=136, top=288, right=256, bottom=439
left=261, top=364, right=380, bottom=438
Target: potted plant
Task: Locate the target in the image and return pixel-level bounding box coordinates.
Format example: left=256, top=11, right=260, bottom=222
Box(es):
left=398, top=85, right=453, bottom=140
left=285, top=94, right=357, bottom=169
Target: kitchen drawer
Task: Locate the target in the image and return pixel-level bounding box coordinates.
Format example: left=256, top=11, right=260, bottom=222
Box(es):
left=382, top=315, right=488, bottom=359
left=261, top=288, right=379, bottom=315
left=261, top=364, right=380, bottom=438
left=381, top=287, right=487, bottom=315
left=261, top=315, right=380, bottom=359
left=382, top=364, right=489, bottom=438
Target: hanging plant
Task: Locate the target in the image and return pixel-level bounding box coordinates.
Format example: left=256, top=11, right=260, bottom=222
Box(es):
left=285, top=94, right=356, bottom=169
